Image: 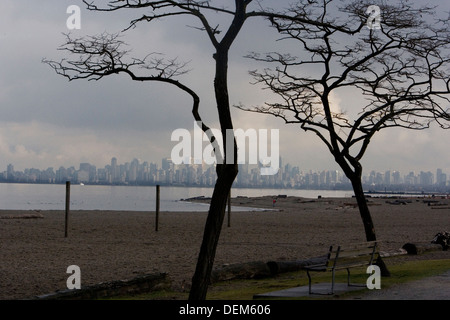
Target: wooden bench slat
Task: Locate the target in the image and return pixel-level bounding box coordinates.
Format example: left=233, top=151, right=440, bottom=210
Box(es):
left=336, top=248, right=376, bottom=257
left=329, top=253, right=375, bottom=263
left=305, top=265, right=328, bottom=271
left=333, top=262, right=374, bottom=270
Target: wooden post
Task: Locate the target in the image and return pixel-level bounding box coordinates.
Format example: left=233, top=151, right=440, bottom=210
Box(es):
left=227, top=191, right=231, bottom=227
left=155, top=185, right=160, bottom=232
left=65, top=181, right=70, bottom=238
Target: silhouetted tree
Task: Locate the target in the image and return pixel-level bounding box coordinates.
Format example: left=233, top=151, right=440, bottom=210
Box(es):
left=43, top=0, right=311, bottom=300
left=45, top=1, right=242, bottom=298
left=240, top=0, right=450, bottom=243
left=46, top=0, right=415, bottom=299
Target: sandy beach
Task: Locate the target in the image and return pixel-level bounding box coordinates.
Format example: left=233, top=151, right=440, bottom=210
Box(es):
left=0, top=195, right=449, bottom=300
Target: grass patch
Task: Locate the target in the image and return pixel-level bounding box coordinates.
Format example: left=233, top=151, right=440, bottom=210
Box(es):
left=206, top=258, right=450, bottom=300
left=108, top=258, right=450, bottom=300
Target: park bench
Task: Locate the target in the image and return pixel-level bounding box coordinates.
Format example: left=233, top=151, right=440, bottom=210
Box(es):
left=304, top=241, right=379, bottom=295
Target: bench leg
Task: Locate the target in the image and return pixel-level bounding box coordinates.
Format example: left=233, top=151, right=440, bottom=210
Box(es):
left=331, top=269, right=335, bottom=294
left=306, top=269, right=334, bottom=295
left=307, top=269, right=312, bottom=294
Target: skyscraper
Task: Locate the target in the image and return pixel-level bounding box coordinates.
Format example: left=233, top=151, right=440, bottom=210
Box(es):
left=111, top=157, right=119, bottom=182
left=6, top=164, right=14, bottom=180
left=436, top=169, right=447, bottom=186
left=162, top=157, right=174, bottom=171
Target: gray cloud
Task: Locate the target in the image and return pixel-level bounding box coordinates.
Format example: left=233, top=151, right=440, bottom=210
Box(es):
left=1, top=0, right=449, bottom=176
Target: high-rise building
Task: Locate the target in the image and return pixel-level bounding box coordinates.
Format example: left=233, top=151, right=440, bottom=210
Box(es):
left=79, top=163, right=91, bottom=172
left=384, top=170, right=391, bottom=185
left=6, top=164, right=14, bottom=180
left=392, top=171, right=401, bottom=184
left=419, top=171, right=433, bottom=186
left=111, top=157, right=119, bottom=182
left=436, top=169, right=447, bottom=186
left=162, top=157, right=174, bottom=171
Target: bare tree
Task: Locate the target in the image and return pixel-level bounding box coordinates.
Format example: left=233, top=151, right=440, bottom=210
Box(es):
left=240, top=0, right=450, bottom=244
left=45, top=0, right=401, bottom=299
left=43, top=0, right=275, bottom=300
left=46, top=3, right=245, bottom=300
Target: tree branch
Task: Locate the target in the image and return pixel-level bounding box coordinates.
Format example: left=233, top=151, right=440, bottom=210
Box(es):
left=241, top=0, right=450, bottom=173
left=43, top=32, right=220, bottom=154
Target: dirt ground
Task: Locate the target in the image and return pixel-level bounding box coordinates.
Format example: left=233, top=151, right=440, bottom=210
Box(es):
left=0, top=195, right=449, bottom=299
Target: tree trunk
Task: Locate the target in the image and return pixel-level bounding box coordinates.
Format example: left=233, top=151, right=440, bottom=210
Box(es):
left=189, top=164, right=237, bottom=300
left=350, top=174, right=390, bottom=276
left=189, top=2, right=249, bottom=300
left=350, top=175, right=377, bottom=242
left=188, top=48, right=239, bottom=300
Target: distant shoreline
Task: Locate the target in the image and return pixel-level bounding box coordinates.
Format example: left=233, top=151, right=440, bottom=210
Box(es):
left=0, top=182, right=448, bottom=213
left=0, top=180, right=448, bottom=195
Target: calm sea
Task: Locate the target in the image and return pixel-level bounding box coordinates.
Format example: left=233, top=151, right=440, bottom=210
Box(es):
left=0, top=183, right=353, bottom=211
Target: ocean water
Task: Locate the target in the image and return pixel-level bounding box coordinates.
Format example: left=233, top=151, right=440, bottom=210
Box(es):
left=0, top=183, right=353, bottom=211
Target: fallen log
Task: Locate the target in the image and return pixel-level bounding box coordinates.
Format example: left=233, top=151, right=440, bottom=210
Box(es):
left=210, top=261, right=272, bottom=283
left=402, top=242, right=443, bottom=255
left=35, top=272, right=170, bottom=300
left=266, top=256, right=328, bottom=275
left=210, top=256, right=328, bottom=283
left=210, top=247, right=416, bottom=283
left=0, top=213, right=44, bottom=219
left=379, top=248, right=408, bottom=258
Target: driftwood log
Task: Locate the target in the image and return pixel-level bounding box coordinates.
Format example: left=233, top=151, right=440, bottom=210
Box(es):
left=402, top=242, right=443, bottom=255
left=266, top=256, right=328, bottom=275
left=210, top=261, right=273, bottom=283
left=211, top=241, right=445, bottom=283
left=0, top=213, right=44, bottom=219
left=35, top=272, right=170, bottom=300
left=210, top=256, right=328, bottom=283
left=211, top=244, right=442, bottom=283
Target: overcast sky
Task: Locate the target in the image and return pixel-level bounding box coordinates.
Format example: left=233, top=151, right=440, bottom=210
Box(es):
left=1, top=0, right=449, bottom=176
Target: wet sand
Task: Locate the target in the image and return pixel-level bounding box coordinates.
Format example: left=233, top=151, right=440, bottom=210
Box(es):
left=0, top=195, right=449, bottom=299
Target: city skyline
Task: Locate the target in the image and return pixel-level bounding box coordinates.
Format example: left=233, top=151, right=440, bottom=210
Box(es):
left=1, top=1, right=449, bottom=177
left=2, top=156, right=449, bottom=193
